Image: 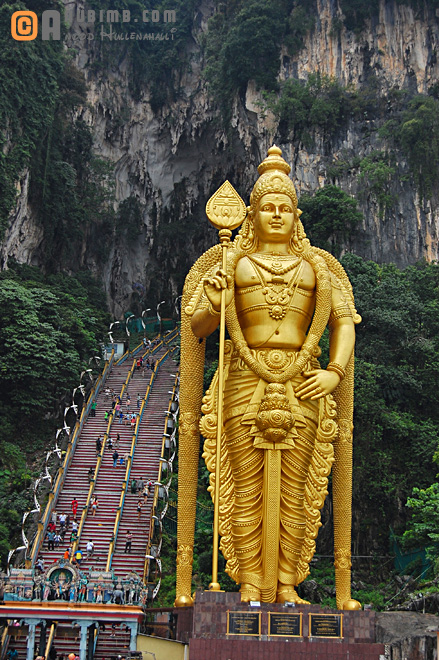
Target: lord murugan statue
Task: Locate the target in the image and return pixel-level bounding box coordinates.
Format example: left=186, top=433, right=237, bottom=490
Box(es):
left=175, top=146, right=361, bottom=608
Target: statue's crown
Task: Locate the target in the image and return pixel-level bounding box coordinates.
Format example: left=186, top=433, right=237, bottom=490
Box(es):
left=257, top=145, right=291, bottom=176
left=250, top=145, right=297, bottom=209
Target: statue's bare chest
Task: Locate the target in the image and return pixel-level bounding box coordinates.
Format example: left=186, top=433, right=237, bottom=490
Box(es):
left=235, top=254, right=316, bottom=291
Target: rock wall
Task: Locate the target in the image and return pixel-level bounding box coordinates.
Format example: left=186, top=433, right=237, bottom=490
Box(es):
left=2, top=0, right=439, bottom=314
left=376, top=611, right=439, bottom=660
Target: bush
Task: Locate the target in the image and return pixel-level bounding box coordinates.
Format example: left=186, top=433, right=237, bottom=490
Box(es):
left=358, top=151, right=396, bottom=216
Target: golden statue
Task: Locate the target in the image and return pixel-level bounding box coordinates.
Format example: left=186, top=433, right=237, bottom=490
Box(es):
left=175, top=146, right=361, bottom=609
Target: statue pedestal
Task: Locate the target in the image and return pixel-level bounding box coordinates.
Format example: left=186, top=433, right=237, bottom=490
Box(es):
left=179, top=590, right=385, bottom=660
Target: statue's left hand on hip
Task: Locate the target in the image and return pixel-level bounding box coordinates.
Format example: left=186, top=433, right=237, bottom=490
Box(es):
left=295, top=369, right=341, bottom=400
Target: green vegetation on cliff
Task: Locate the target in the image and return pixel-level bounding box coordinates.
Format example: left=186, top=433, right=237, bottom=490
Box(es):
left=203, top=0, right=315, bottom=120
left=87, top=0, right=201, bottom=110
left=29, top=62, right=116, bottom=271
left=299, top=184, right=362, bottom=256
left=262, top=73, right=357, bottom=144
left=380, top=94, right=439, bottom=200
left=0, top=2, right=116, bottom=264
left=0, top=263, right=109, bottom=563
left=0, top=0, right=65, bottom=239
left=358, top=151, right=396, bottom=216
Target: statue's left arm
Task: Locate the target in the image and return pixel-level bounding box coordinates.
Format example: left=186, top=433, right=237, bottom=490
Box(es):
left=295, top=275, right=355, bottom=400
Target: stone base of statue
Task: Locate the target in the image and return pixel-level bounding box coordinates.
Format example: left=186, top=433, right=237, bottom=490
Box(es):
left=173, top=590, right=385, bottom=660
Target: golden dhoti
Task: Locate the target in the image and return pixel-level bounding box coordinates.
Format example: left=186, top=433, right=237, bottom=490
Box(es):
left=222, top=349, right=320, bottom=601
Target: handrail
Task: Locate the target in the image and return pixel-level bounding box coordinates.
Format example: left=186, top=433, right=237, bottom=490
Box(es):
left=93, top=625, right=99, bottom=656
left=44, top=623, right=56, bottom=659
left=105, top=347, right=174, bottom=571
left=71, top=356, right=137, bottom=557
left=143, top=352, right=178, bottom=584
left=130, top=326, right=178, bottom=358
left=29, top=349, right=115, bottom=566
left=0, top=624, right=10, bottom=660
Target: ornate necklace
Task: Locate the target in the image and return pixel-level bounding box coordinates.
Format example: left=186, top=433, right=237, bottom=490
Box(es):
left=249, top=258, right=304, bottom=321
left=248, top=253, right=302, bottom=277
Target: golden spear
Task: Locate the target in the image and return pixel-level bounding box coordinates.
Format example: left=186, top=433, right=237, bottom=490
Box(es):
left=205, top=181, right=246, bottom=590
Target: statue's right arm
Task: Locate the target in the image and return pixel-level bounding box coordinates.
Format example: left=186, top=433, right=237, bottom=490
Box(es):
left=191, top=268, right=233, bottom=338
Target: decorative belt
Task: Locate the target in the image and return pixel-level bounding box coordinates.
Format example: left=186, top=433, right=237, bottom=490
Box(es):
left=229, top=347, right=301, bottom=373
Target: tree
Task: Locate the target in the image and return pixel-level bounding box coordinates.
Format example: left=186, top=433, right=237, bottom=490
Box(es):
left=300, top=185, right=362, bottom=256
left=340, top=255, right=439, bottom=554
left=403, top=484, right=439, bottom=564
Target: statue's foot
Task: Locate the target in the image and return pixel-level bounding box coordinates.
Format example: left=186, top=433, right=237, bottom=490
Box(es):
left=240, top=583, right=261, bottom=602
left=276, top=586, right=310, bottom=605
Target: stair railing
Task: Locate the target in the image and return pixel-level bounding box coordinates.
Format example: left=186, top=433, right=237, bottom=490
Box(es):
left=0, top=624, right=10, bottom=660
left=43, top=336, right=170, bottom=560
left=143, top=360, right=179, bottom=590
left=44, top=623, right=56, bottom=659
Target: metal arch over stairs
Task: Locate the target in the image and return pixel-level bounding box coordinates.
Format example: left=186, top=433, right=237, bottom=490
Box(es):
left=0, top=331, right=179, bottom=660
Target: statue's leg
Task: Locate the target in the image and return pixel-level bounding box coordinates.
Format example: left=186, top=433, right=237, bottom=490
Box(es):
left=277, top=424, right=316, bottom=604
left=226, top=425, right=264, bottom=601
left=223, top=368, right=265, bottom=601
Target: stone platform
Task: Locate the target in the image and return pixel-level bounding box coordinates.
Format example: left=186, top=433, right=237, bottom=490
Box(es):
left=176, top=591, right=386, bottom=660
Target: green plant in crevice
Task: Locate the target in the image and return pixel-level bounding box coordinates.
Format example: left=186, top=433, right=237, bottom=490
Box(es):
left=31, top=116, right=116, bottom=270
left=283, top=3, right=315, bottom=55
left=326, top=154, right=362, bottom=181
left=118, top=196, right=144, bottom=243
left=29, top=63, right=116, bottom=270
left=397, top=95, right=439, bottom=201
left=358, top=151, right=396, bottom=217
left=338, top=0, right=380, bottom=33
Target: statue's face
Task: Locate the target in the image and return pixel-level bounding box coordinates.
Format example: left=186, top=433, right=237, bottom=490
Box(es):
left=253, top=193, right=295, bottom=245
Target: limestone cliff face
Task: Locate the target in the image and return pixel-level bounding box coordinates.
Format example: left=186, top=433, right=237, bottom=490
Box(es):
left=1, top=0, right=439, bottom=314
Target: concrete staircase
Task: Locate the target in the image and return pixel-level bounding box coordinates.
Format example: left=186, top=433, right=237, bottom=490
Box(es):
left=20, top=338, right=178, bottom=660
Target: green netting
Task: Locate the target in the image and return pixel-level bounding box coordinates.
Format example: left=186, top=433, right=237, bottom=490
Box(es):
left=390, top=528, right=431, bottom=577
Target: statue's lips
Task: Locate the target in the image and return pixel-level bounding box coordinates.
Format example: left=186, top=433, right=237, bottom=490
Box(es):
left=269, top=222, right=284, bottom=229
